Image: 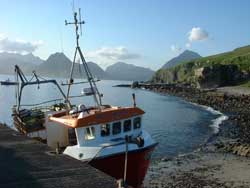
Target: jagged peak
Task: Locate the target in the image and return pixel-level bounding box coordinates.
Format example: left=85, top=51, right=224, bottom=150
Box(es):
left=179, top=50, right=201, bottom=57
left=161, top=50, right=201, bottom=69
left=46, top=52, right=70, bottom=62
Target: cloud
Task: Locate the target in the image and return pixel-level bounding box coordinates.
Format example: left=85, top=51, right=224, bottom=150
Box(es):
left=85, top=46, right=141, bottom=69
left=87, top=46, right=140, bottom=60
left=188, top=27, right=209, bottom=42
left=185, top=43, right=191, bottom=48
left=170, top=45, right=182, bottom=53
left=0, top=35, right=43, bottom=53
left=0, top=33, right=6, bottom=40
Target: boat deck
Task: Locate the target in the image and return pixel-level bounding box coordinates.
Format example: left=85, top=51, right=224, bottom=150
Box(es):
left=0, top=124, right=116, bottom=188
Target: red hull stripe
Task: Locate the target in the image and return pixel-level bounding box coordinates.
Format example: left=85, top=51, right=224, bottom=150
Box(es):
left=89, top=143, right=157, bottom=188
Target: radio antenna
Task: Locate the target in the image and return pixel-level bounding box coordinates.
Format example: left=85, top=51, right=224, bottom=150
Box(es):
left=79, top=8, right=83, bottom=36
left=71, top=0, right=75, bottom=14
left=65, top=8, right=102, bottom=109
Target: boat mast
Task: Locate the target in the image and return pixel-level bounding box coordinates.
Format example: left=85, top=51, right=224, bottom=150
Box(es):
left=65, top=8, right=102, bottom=109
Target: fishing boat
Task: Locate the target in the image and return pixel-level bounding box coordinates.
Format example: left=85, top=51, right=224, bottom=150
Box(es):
left=49, top=9, right=157, bottom=187
left=0, top=78, right=18, bottom=86
left=12, top=8, right=157, bottom=188
left=12, top=65, right=70, bottom=142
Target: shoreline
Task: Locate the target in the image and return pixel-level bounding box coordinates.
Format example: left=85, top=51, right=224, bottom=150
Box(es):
left=183, top=98, right=228, bottom=134
left=129, top=84, right=250, bottom=187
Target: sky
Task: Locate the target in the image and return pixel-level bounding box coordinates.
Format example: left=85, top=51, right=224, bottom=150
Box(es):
left=0, top=0, right=249, bottom=70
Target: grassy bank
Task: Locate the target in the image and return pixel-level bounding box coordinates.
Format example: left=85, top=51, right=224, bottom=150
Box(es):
left=152, top=45, right=250, bottom=88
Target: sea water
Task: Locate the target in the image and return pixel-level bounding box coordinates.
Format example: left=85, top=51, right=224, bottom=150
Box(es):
left=0, top=74, right=224, bottom=158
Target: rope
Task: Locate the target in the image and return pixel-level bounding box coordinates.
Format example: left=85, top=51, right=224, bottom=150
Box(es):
left=87, top=141, right=126, bottom=164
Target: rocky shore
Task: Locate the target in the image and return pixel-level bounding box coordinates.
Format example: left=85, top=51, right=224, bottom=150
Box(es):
left=143, top=84, right=250, bottom=144
left=126, top=84, right=250, bottom=187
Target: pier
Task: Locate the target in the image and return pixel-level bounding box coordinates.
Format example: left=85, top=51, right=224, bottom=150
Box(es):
left=0, top=124, right=116, bottom=188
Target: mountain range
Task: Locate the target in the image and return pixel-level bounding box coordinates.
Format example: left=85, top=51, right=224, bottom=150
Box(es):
left=106, top=62, right=154, bottom=81
left=1, top=45, right=249, bottom=87
left=0, top=52, right=154, bottom=81
left=37, top=53, right=107, bottom=79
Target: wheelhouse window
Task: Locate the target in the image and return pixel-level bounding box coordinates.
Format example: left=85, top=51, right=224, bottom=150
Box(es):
left=123, top=119, right=131, bottom=132
left=112, top=122, right=121, bottom=135
left=85, top=127, right=95, bottom=140
left=101, top=124, right=110, bottom=137
left=133, top=117, right=141, bottom=129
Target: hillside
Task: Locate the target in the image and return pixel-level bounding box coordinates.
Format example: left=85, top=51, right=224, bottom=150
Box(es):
left=152, top=45, right=250, bottom=88
left=106, top=62, right=155, bottom=81
left=162, top=50, right=201, bottom=69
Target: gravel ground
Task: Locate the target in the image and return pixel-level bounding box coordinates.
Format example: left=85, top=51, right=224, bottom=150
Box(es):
left=143, top=86, right=250, bottom=188
left=144, top=120, right=250, bottom=188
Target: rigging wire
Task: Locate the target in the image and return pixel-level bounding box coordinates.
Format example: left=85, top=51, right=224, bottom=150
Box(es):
left=37, top=75, right=47, bottom=81
left=29, top=75, right=35, bottom=82
left=59, top=28, right=64, bottom=54
left=20, top=94, right=86, bottom=107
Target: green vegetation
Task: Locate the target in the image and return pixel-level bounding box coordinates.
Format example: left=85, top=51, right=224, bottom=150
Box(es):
left=152, top=45, right=250, bottom=87
left=199, top=45, right=250, bottom=71
left=239, top=81, right=250, bottom=88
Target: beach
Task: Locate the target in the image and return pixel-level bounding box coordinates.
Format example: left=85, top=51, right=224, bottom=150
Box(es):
left=145, top=119, right=250, bottom=188
left=139, top=84, right=250, bottom=187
